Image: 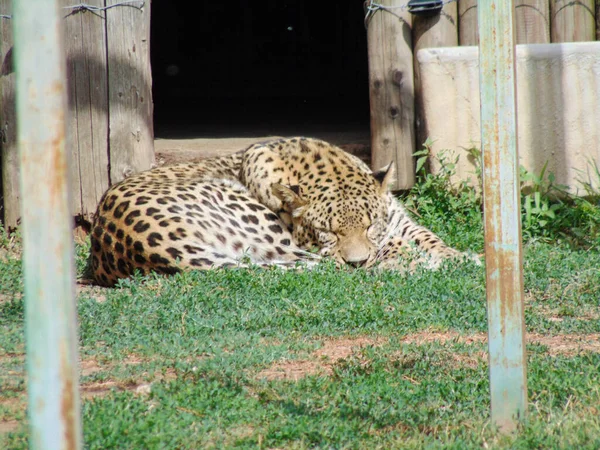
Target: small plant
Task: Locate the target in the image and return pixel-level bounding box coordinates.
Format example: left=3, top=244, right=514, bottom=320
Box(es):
left=519, top=163, right=564, bottom=241
left=408, top=142, right=600, bottom=249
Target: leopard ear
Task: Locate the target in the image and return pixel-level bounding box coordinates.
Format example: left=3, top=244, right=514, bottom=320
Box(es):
left=372, top=162, right=395, bottom=194
left=272, top=184, right=307, bottom=217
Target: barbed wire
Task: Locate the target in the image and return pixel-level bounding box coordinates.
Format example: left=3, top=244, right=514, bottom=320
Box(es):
left=364, top=0, right=458, bottom=28
left=1, top=1, right=145, bottom=20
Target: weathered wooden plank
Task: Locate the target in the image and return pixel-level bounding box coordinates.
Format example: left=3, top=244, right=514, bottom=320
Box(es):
left=515, top=0, right=550, bottom=44
left=106, top=0, right=154, bottom=184
left=0, top=2, right=18, bottom=228
left=63, top=1, right=110, bottom=222
left=413, top=2, right=458, bottom=150
left=597, top=1, right=600, bottom=41
left=478, top=0, right=527, bottom=433
left=551, top=0, right=596, bottom=42
left=12, top=0, right=81, bottom=447
left=458, top=0, right=479, bottom=45
left=366, top=0, right=415, bottom=190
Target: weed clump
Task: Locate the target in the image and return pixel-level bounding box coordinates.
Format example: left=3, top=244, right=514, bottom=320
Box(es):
left=405, top=140, right=600, bottom=250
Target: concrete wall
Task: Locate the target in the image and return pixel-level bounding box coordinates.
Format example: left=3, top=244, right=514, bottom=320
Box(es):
left=418, top=42, right=600, bottom=194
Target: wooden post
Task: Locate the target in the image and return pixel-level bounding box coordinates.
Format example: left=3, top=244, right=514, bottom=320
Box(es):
left=106, top=0, right=154, bottom=184
left=597, top=1, right=600, bottom=41
left=515, top=0, right=550, bottom=44
left=63, top=0, right=110, bottom=223
left=1, top=1, right=154, bottom=230
left=551, top=0, right=596, bottom=42
left=458, top=0, right=479, bottom=45
left=366, top=0, right=415, bottom=190
left=12, top=0, right=81, bottom=447
left=478, top=0, right=527, bottom=433
left=413, top=2, right=458, bottom=149
left=0, top=3, right=18, bottom=228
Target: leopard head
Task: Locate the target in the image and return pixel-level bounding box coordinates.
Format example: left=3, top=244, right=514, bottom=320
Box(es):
left=272, top=163, right=394, bottom=267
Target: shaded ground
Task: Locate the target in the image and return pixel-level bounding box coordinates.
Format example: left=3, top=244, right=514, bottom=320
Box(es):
left=154, top=132, right=371, bottom=167
left=3, top=330, right=598, bottom=435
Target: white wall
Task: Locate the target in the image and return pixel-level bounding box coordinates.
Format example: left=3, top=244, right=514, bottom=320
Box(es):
left=418, top=42, right=600, bottom=194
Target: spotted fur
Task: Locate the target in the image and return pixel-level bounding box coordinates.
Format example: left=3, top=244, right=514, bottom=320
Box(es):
left=90, top=137, right=477, bottom=286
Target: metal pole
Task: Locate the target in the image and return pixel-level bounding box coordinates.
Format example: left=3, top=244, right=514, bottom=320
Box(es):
left=478, top=0, right=527, bottom=433
left=12, top=0, right=82, bottom=447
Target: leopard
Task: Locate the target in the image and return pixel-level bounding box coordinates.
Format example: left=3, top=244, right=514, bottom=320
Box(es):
left=89, top=137, right=477, bottom=286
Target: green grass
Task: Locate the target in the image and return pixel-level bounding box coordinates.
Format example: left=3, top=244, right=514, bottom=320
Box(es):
left=1, top=164, right=600, bottom=448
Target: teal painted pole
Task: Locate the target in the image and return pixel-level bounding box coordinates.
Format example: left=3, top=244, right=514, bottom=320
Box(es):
left=12, top=0, right=82, bottom=448
left=478, top=0, right=527, bottom=433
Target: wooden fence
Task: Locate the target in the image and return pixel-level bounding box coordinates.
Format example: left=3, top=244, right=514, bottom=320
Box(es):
left=366, top=0, right=600, bottom=190
left=1, top=1, right=599, bottom=225
left=0, top=0, right=154, bottom=230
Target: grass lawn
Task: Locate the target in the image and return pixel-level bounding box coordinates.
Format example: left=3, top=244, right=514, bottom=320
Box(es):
left=1, top=165, right=599, bottom=449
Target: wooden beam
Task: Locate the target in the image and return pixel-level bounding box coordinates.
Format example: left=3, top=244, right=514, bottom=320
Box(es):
left=515, top=0, right=550, bottom=44
left=63, top=0, right=110, bottom=222
left=458, top=0, right=479, bottom=45
left=0, top=1, right=18, bottom=228
left=478, top=0, right=527, bottom=433
left=106, top=0, right=154, bottom=184
left=551, top=0, right=596, bottom=42
left=413, top=1, right=458, bottom=150
left=366, top=0, right=415, bottom=190
left=12, top=0, right=81, bottom=447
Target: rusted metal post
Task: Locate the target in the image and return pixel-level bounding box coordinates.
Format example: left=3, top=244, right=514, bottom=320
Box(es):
left=12, top=0, right=82, bottom=448
left=478, top=0, right=527, bottom=433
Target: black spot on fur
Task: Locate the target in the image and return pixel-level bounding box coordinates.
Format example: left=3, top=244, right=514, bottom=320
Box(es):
left=146, top=207, right=160, bottom=216
left=268, top=224, right=283, bottom=234
left=247, top=203, right=266, bottom=212
left=102, top=195, right=117, bottom=212
left=190, top=258, right=213, bottom=267
left=133, top=241, right=145, bottom=253
left=91, top=237, right=101, bottom=252
left=150, top=253, right=170, bottom=265
left=93, top=226, right=103, bottom=238
left=113, top=201, right=130, bottom=219
left=124, top=210, right=141, bottom=226
left=117, top=258, right=129, bottom=274
left=135, top=196, right=151, bottom=206
left=147, top=232, right=163, bottom=247
left=133, top=220, right=151, bottom=233
left=166, top=247, right=183, bottom=259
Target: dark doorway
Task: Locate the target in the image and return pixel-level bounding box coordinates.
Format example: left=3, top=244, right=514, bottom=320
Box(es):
left=151, top=2, right=371, bottom=139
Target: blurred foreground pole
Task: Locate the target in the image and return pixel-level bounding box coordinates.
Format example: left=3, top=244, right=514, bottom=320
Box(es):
left=478, top=0, right=527, bottom=433
left=13, top=0, right=82, bottom=448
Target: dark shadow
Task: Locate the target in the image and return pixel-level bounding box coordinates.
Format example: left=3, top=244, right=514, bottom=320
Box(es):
left=150, top=1, right=371, bottom=139
left=0, top=49, right=155, bottom=226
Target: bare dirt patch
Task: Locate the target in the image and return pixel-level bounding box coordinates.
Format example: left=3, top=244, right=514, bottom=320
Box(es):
left=79, top=355, right=177, bottom=400
left=257, top=332, right=600, bottom=381
left=257, top=336, right=386, bottom=381
left=401, top=330, right=600, bottom=357
left=0, top=420, right=20, bottom=434
left=0, top=293, right=22, bottom=304
left=76, top=282, right=109, bottom=303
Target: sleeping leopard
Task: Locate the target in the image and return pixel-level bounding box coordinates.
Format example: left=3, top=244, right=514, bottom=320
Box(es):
left=89, top=137, right=478, bottom=286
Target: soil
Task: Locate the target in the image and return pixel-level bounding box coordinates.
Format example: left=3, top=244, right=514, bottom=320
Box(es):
left=154, top=132, right=371, bottom=167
